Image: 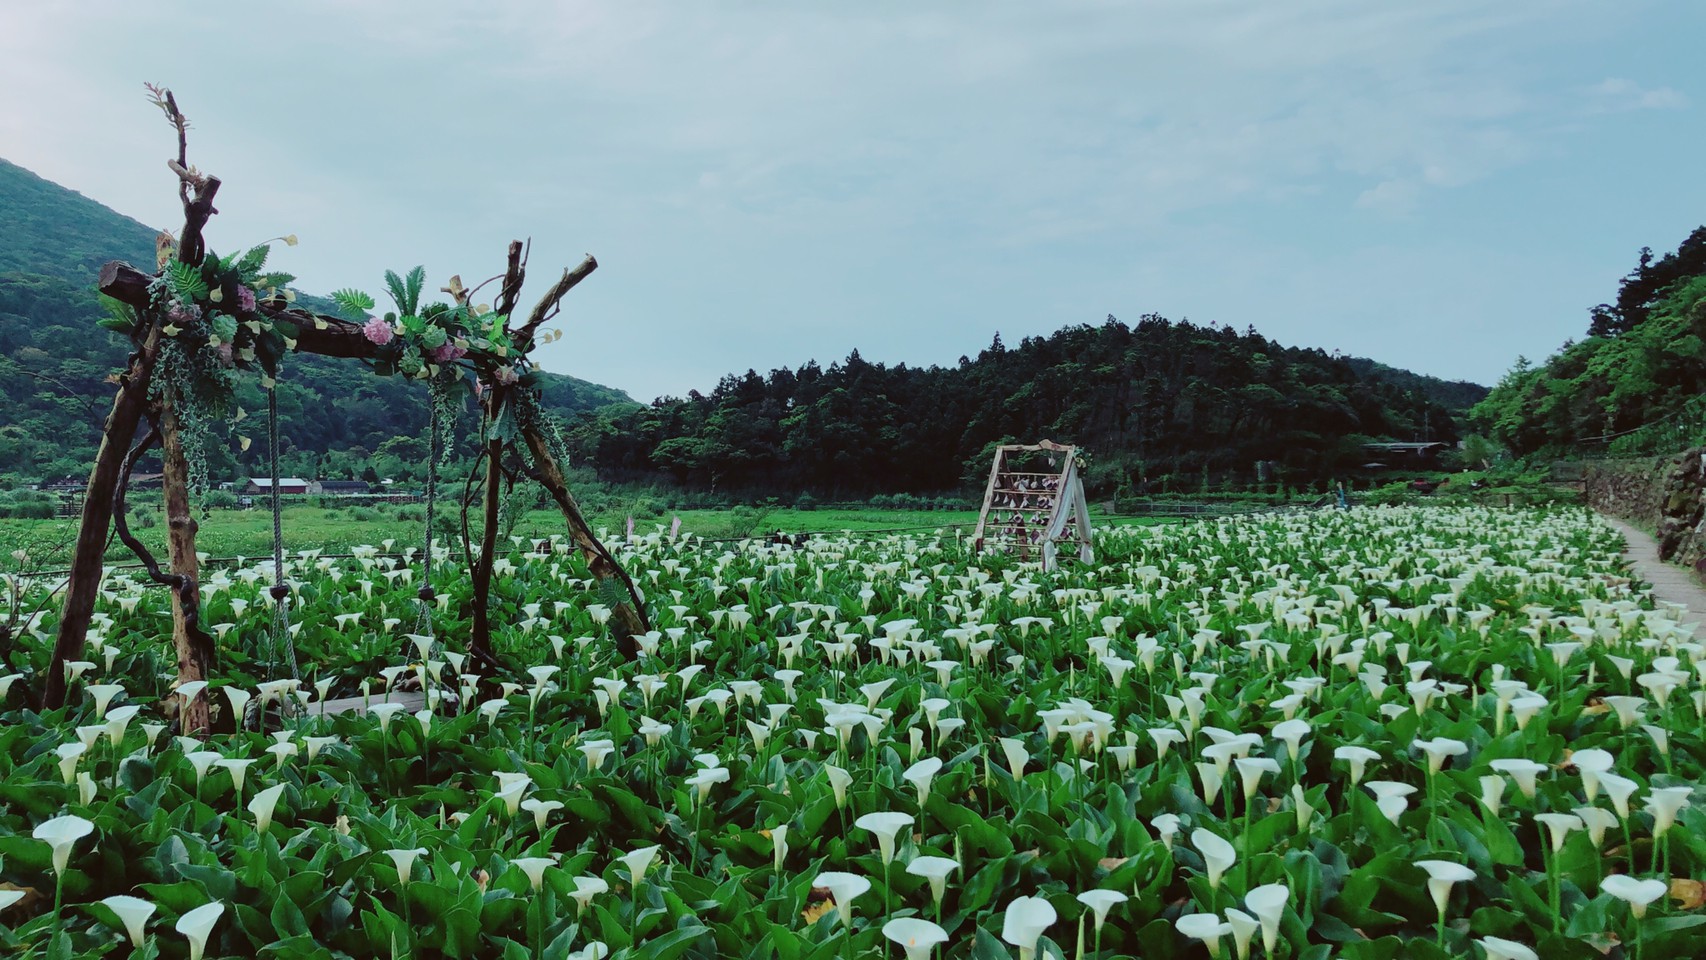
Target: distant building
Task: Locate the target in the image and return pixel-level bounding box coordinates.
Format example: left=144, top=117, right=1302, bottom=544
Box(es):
left=243, top=477, right=311, bottom=495
left=315, top=480, right=372, bottom=495
left=1360, top=441, right=1447, bottom=470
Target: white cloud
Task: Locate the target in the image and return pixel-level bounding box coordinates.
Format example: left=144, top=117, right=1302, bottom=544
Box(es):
left=1586, top=77, right=1689, bottom=113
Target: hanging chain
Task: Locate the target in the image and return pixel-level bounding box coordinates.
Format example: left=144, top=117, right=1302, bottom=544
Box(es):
left=266, top=387, right=299, bottom=680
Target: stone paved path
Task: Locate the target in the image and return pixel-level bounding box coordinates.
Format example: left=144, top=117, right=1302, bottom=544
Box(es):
left=1600, top=515, right=1706, bottom=629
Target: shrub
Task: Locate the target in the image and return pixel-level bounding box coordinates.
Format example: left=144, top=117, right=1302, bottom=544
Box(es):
left=202, top=490, right=238, bottom=510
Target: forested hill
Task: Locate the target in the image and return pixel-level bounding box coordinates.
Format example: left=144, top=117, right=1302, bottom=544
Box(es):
left=1473, top=226, right=1706, bottom=457
left=0, top=158, right=634, bottom=483
left=566, top=317, right=1485, bottom=498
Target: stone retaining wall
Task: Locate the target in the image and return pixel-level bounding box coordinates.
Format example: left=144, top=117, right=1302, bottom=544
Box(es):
left=1583, top=447, right=1706, bottom=571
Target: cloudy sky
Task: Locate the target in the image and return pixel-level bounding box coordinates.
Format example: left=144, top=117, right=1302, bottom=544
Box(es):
left=3, top=1, right=1700, bottom=401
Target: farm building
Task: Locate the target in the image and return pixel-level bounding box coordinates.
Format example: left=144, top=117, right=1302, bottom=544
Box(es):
left=243, top=477, right=311, bottom=495
left=1360, top=441, right=1447, bottom=470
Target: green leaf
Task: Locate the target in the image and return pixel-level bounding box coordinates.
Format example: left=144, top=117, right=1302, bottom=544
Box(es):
left=383, top=269, right=408, bottom=315
left=405, top=266, right=426, bottom=316
left=331, top=288, right=376, bottom=318
left=236, top=244, right=270, bottom=277
left=167, top=261, right=210, bottom=300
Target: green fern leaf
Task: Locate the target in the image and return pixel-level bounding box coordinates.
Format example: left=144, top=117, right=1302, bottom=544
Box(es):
left=597, top=576, right=629, bottom=610
left=167, top=261, right=209, bottom=300
left=384, top=269, right=408, bottom=316
left=331, top=288, right=377, bottom=318
left=236, top=244, right=270, bottom=277
left=405, top=265, right=426, bottom=316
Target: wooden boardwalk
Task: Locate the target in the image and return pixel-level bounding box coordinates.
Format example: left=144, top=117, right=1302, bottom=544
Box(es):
left=319, top=690, right=427, bottom=716
left=1600, top=515, right=1706, bottom=629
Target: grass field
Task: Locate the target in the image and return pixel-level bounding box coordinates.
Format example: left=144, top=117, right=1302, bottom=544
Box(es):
left=0, top=501, right=1169, bottom=571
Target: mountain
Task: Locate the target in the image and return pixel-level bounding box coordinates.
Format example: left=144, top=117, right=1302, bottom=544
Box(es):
left=0, top=158, right=635, bottom=484
left=566, top=317, right=1483, bottom=499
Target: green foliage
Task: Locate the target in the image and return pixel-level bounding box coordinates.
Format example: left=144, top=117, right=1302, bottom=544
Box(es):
left=330, top=288, right=376, bottom=318
left=0, top=506, right=1699, bottom=959
left=574, top=320, right=1477, bottom=500
left=1474, top=230, right=1706, bottom=457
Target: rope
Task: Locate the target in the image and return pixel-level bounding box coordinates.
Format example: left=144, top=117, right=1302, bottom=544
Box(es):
left=417, top=401, right=438, bottom=643
left=266, top=388, right=299, bottom=679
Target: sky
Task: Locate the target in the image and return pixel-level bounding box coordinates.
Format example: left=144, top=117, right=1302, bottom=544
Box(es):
left=2, top=1, right=1701, bottom=402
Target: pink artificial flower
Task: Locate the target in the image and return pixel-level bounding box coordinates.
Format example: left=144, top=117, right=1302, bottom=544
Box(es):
left=431, top=342, right=466, bottom=363
left=216, top=343, right=235, bottom=366
left=494, top=366, right=520, bottom=386
left=362, top=317, right=395, bottom=346
left=237, top=286, right=257, bottom=312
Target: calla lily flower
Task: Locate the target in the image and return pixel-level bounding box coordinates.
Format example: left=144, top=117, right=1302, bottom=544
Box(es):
left=1415, top=860, right=1474, bottom=917
left=387, top=848, right=428, bottom=884
left=512, top=856, right=556, bottom=891
left=1000, top=895, right=1057, bottom=960
left=1226, top=907, right=1260, bottom=960
left=621, top=844, right=661, bottom=885
left=1333, top=745, right=1380, bottom=786
left=570, top=876, right=609, bottom=914
left=1601, top=874, right=1667, bottom=918
left=1645, top=785, right=1691, bottom=837
left=1245, top=883, right=1288, bottom=955
left=1175, top=912, right=1232, bottom=958
left=1533, top=812, right=1582, bottom=852
left=175, top=901, right=225, bottom=960
left=855, top=811, right=915, bottom=866
left=813, top=871, right=872, bottom=928
left=905, top=856, right=958, bottom=912
left=883, top=917, right=949, bottom=960
left=56, top=742, right=85, bottom=785
left=902, top=757, right=943, bottom=805
left=520, top=797, right=564, bottom=831
left=33, top=814, right=94, bottom=877
left=88, top=683, right=125, bottom=719
left=369, top=701, right=407, bottom=733
left=1478, top=936, right=1539, bottom=960
left=1076, top=888, right=1128, bottom=933
left=248, top=783, right=286, bottom=834
left=825, top=764, right=853, bottom=808
left=96, top=894, right=156, bottom=943
left=1191, top=828, right=1237, bottom=890
left=999, top=737, right=1030, bottom=779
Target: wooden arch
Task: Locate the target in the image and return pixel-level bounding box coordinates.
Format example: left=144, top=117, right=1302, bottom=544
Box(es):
left=40, top=91, right=648, bottom=726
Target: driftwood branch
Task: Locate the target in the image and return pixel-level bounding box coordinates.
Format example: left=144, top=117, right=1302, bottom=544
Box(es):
left=496, top=240, right=527, bottom=318
left=110, top=423, right=167, bottom=576
left=517, top=254, right=596, bottom=349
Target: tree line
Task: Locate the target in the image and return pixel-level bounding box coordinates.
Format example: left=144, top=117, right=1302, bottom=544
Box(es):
left=561, top=315, right=1477, bottom=500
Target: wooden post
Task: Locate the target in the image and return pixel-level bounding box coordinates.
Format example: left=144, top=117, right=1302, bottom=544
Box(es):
left=521, top=423, right=646, bottom=659
left=468, top=428, right=506, bottom=669
left=42, top=317, right=163, bottom=709
left=161, top=400, right=212, bottom=732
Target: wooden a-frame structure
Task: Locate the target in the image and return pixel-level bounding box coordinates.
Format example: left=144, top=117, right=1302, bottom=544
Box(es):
left=971, top=440, right=1094, bottom=570
left=40, top=91, right=648, bottom=726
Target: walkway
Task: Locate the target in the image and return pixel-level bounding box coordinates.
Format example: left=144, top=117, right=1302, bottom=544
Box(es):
left=319, top=690, right=426, bottom=716
left=1600, top=515, right=1706, bottom=629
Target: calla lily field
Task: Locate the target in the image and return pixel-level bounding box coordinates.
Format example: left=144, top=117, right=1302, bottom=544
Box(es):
left=1, top=505, right=1704, bottom=959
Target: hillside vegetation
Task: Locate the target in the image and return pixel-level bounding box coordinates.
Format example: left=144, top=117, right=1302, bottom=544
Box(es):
left=0, top=158, right=634, bottom=484
left=1473, top=227, right=1706, bottom=458
left=568, top=318, right=1483, bottom=499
